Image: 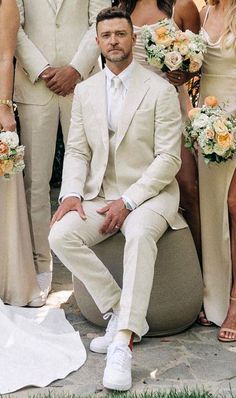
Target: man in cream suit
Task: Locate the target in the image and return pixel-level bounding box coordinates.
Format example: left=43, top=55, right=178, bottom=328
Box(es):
left=49, top=7, right=184, bottom=391
left=14, top=0, right=110, bottom=301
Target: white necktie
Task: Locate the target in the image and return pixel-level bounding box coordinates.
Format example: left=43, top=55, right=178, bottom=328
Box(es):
left=109, top=76, right=124, bottom=133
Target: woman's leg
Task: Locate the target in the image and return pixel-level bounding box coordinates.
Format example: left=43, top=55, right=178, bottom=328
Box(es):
left=218, top=169, right=236, bottom=340
left=177, top=139, right=202, bottom=264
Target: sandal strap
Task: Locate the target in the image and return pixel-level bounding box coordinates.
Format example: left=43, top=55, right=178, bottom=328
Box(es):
left=220, top=327, right=236, bottom=334
left=230, top=296, right=236, bottom=301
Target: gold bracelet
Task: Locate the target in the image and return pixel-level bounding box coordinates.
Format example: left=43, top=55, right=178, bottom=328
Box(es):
left=0, top=99, right=13, bottom=108
left=0, top=99, right=17, bottom=111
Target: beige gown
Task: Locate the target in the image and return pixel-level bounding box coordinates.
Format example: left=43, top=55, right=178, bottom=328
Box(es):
left=198, top=7, right=236, bottom=326
left=0, top=172, right=41, bottom=305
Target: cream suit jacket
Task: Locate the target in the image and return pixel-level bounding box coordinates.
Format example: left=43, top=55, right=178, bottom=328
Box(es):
left=60, top=61, right=186, bottom=228
left=14, top=0, right=110, bottom=105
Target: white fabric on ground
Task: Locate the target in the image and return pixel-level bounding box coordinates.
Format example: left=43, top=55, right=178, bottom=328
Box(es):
left=0, top=300, right=86, bottom=394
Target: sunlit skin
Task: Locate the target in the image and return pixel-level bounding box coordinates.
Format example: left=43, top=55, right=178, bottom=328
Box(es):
left=96, top=18, right=136, bottom=75
left=51, top=18, right=137, bottom=234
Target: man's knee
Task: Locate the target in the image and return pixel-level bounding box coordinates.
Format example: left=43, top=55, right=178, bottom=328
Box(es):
left=49, top=220, right=81, bottom=253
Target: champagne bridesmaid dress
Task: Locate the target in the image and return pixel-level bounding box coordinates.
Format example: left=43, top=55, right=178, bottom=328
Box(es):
left=0, top=172, right=41, bottom=305
left=198, top=6, right=236, bottom=326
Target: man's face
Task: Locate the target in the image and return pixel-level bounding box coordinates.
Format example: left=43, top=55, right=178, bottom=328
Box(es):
left=96, top=18, right=136, bottom=64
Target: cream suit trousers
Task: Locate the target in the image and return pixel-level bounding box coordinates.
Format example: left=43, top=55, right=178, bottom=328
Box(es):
left=49, top=197, right=168, bottom=338
left=18, top=94, right=73, bottom=273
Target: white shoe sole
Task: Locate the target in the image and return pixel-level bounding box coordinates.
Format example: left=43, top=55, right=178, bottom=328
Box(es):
left=103, top=379, right=132, bottom=391
left=89, top=344, right=107, bottom=354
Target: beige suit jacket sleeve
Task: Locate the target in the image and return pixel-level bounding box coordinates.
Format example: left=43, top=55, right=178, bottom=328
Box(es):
left=60, top=88, right=92, bottom=199
left=123, top=84, right=182, bottom=206
left=15, top=0, right=50, bottom=84
left=70, top=0, right=111, bottom=79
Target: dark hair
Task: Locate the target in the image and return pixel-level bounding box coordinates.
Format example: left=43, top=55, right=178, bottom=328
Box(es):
left=118, top=0, right=175, bottom=19
left=96, top=6, right=133, bottom=31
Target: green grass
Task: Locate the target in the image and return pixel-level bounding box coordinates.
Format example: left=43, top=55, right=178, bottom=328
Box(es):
left=8, top=388, right=221, bottom=398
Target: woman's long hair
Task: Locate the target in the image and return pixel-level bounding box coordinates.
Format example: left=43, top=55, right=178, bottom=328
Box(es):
left=208, top=0, right=236, bottom=50
left=118, top=0, right=175, bottom=19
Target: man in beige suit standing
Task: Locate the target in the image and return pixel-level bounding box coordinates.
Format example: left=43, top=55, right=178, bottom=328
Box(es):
left=49, top=7, right=184, bottom=391
left=14, top=0, right=110, bottom=300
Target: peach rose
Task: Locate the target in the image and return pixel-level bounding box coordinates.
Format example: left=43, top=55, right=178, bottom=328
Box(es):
left=188, top=107, right=201, bottom=120
left=155, top=27, right=173, bottom=46
left=217, top=132, right=232, bottom=148
left=0, top=141, right=9, bottom=155
left=204, top=96, right=219, bottom=107
left=189, top=57, right=202, bottom=73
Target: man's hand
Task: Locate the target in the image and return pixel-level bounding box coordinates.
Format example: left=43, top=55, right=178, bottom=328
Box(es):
left=50, top=196, right=86, bottom=227
left=97, top=198, right=131, bottom=235
left=41, top=66, right=81, bottom=96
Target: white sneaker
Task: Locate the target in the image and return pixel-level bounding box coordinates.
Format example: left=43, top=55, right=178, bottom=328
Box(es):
left=90, top=312, right=149, bottom=354
left=90, top=312, right=118, bottom=354
left=36, top=272, right=52, bottom=299
left=103, top=341, right=132, bottom=391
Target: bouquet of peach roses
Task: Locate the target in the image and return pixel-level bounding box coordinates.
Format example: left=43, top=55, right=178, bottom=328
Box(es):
left=0, top=131, right=25, bottom=178
left=141, top=19, right=207, bottom=73
left=184, top=96, right=236, bottom=164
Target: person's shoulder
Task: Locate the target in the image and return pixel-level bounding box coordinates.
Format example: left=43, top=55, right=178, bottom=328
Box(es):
left=74, top=70, right=104, bottom=95
left=175, top=0, right=198, bottom=12
left=138, top=65, right=172, bottom=92
left=200, top=5, right=209, bottom=25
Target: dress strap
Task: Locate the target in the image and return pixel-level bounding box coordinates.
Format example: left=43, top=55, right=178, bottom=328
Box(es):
left=172, top=5, right=175, bottom=20
left=202, top=6, right=211, bottom=28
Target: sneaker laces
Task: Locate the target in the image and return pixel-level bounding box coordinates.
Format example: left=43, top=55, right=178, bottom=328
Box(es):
left=103, top=312, right=118, bottom=337
left=107, top=343, right=132, bottom=370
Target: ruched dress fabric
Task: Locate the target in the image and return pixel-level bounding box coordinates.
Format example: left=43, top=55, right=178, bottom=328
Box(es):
left=0, top=172, right=41, bottom=305
left=198, top=15, right=236, bottom=325
left=0, top=299, right=86, bottom=394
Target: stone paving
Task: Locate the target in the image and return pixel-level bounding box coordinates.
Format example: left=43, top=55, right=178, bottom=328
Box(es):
left=9, top=255, right=236, bottom=398
left=8, top=188, right=236, bottom=397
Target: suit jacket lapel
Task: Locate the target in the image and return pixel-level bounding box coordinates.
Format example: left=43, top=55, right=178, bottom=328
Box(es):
left=47, top=0, right=57, bottom=13
left=56, top=0, right=65, bottom=16
left=115, top=62, right=151, bottom=150
left=90, top=71, right=109, bottom=152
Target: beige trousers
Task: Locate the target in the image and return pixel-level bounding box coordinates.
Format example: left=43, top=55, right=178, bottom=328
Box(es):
left=49, top=197, right=168, bottom=338
left=17, top=94, right=73, bottom=273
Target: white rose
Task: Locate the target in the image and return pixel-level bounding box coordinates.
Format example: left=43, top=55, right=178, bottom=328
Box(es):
left=0, top=131, right=19, bottom=148
left=164, top=51, right=183, bottom=71
left=192, top=113, right=209, bottom=129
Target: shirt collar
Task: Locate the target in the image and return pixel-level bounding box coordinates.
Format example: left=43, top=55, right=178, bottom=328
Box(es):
left=105, top=60, right=135, bottom=90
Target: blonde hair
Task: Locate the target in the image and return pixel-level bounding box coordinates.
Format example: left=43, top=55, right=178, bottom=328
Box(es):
left=208, top=1, right=236, bottom=49
left=222, top=1, right=236, bottom=50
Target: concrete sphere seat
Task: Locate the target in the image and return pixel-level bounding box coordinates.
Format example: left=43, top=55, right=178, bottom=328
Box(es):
left=73, top=224, right=203, bottom=336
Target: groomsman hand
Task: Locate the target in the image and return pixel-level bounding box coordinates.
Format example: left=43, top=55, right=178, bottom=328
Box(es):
left=97, top=198, right=130, bottom=235
left=41, top=66, right=81, bottom=96
left=50, top=197, right=86, bottom=227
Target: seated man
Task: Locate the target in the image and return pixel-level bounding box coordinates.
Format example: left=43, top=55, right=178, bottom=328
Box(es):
left=49, top=7, right=183, bottom=391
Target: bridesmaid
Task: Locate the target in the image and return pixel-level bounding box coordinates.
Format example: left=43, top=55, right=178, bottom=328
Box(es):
left=118, top=0, right=202, bottom=264
left=0, top=0, right=43, bottom=307
left=199, top=0, right=236, bottom=341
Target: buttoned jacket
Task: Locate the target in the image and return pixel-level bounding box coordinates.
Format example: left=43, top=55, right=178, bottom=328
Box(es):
left=60, top=61, right=186, bottom=228
left=14, top=0, right=110, bottom=104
